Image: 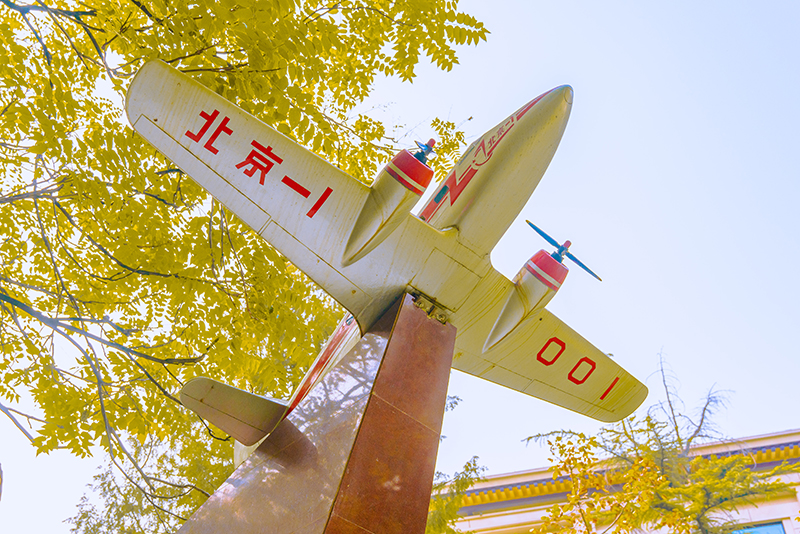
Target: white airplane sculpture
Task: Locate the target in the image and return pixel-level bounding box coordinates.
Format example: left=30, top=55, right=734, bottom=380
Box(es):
left=126, top=61, right=647, bottom=448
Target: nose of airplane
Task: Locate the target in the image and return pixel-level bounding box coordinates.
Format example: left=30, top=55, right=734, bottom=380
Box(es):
left=561, top=85, right=574, bottom=105
left=512, top=84, right=573, bottom=127
left=548, top=85, right=573, bottom=106
left=535, top=85, right=573, bottom=127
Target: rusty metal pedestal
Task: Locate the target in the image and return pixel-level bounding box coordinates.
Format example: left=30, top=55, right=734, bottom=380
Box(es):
left=179, top=294, right=456, bottom=534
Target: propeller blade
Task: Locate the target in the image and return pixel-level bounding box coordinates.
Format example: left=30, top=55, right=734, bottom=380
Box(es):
left=414, top=139, right=436, bottom=164
left=526, top=220, right=560, bottom=248
left=565, top=251, right=602, bottom=281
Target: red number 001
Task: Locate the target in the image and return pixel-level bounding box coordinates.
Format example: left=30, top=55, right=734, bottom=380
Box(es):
left=537, top=337, right=606, bottom=392
left=537, top=337, right=566, bottom=365
left=568, top=357, right=596, bottom=384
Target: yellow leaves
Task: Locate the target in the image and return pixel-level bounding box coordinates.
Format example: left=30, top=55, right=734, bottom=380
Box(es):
left=277, top=121, right=292, bottom=137
left=273, top=91, right=291, bottom=120
left=0, top=0, right=489, bottom=526
left=27, top=143, right=49, bottom=155
left=534, top=433, right=662, bottom=534
left=22, top=336, right=40, bottom=356
left=288, top=105, right=302, bottom=128
left=430, top=117, right=467, bottom=182
left=533, top=409, right=800, bottom=534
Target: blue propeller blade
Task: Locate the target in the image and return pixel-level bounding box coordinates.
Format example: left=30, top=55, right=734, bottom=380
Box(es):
left=414, top=139, right=435, bottom=164
left=526, top=220, right=560, bottom=249
left=565, top=251, right=602, bottom=281
left=526, top=220, right=602, bottom=282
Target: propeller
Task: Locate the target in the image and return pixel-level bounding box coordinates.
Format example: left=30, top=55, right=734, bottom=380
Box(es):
left=413, top=138, right=436, bottom=164
left=525, top=220, right=602, bottom=281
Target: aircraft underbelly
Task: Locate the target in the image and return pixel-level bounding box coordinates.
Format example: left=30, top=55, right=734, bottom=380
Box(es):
left=409, top=249, right=480, bottom=311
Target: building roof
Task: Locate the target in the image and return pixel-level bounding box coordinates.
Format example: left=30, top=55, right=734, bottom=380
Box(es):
left=459, top=428, right=800, bottom=518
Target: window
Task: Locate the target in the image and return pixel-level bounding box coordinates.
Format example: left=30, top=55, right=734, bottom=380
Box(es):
left=733, top=522, right=786, bottom=534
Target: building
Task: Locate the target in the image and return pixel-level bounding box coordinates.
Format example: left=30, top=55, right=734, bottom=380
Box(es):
left=455, top=429, right=800, bottom=534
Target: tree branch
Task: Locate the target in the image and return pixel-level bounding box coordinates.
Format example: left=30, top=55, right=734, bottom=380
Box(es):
left=0, top=292, right=204, bottom=365
left=0, top=400, right=36, bottom=442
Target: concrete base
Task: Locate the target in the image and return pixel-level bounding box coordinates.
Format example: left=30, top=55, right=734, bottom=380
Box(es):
left=179, top=294, right=457, bottom=534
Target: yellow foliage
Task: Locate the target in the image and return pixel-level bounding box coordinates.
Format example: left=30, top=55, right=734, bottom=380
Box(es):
left=531, top=395, right=797, bottom=534
left=0, top=0, right=487, bottom=530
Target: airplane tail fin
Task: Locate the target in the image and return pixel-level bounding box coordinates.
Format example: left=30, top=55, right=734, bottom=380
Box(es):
left=180, top=377, right=288, bottom=446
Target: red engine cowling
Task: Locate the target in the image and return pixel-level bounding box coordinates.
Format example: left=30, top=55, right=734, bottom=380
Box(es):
left=342, top=149, right=433, bottom=265
left=484, top=250, right=568, bottom=351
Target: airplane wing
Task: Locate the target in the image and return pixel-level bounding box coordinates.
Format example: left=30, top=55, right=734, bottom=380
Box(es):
left=449, top=270, right=647, bottom=422
left=126, top=60, right=381, bottom=319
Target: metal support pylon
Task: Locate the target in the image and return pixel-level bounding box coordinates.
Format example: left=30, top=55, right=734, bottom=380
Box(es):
left=179, top=293, right=456, bottom=534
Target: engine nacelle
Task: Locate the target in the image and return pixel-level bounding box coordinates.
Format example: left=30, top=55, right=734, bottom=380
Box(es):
left=483, top=250, right=568, bottom=351
left=342, top=148, right=433, bottom=266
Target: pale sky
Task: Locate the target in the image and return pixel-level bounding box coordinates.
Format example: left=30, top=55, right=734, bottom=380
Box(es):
left=2, top=1, right=799, bottom=531
left=377, top=0, right=800, bottom=478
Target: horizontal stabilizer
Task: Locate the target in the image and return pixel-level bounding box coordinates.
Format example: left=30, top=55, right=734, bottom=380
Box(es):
left=180, top=377, right=288, bottom=445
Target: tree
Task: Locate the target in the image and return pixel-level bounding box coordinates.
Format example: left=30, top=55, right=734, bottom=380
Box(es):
left=427, top=456, right=486, bottom=534
left=0, top=0, right=486, bottom=528
left=530, top=366, right=798, bottom=534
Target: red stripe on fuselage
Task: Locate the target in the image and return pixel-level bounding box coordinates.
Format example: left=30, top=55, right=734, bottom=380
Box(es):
left=285, top=316, right=358, bottom=416
left=420, top=91, right=551, bottom=222
left=515, top=89, right=551, bottom=120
